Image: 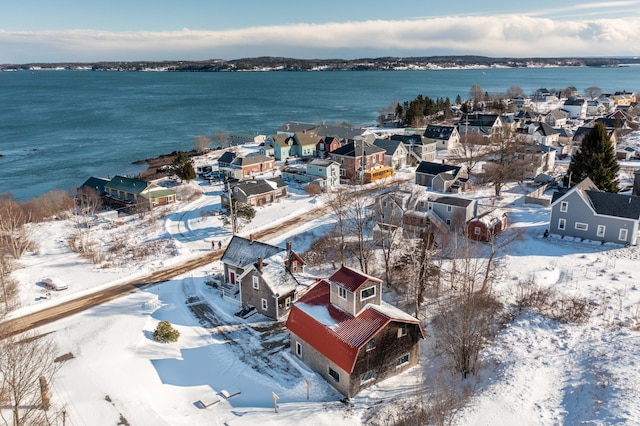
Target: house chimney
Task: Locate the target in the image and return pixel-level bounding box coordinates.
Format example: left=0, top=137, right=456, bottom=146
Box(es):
left=250, top=234, right=254, bottom=242
left=258, top=257, right=263, bottom=271
left=286, top=241, right=292, bottom=252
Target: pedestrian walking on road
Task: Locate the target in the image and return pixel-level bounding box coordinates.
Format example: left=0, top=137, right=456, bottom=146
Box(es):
left=212, top=240, right=216, bottom=250
left=218, top=240, right=222, bottom=250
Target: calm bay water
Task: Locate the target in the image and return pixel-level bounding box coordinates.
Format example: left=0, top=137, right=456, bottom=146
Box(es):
left=2, top=66, right=640, bottom=201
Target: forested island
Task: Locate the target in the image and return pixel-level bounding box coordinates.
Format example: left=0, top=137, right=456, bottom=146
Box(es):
left=2, top=55, right=639, bottom=72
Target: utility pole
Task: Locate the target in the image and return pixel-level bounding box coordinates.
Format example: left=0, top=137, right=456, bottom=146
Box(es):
left=226, top=179, right=236, bottom=234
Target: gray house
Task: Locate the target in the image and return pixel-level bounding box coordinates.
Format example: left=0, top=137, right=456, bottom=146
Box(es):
left=220, top=236, right=307, bottom=319
left=415, top=161, right=470, bottom=193
left=549, top=178, right=640, bottom=245
left=377, top=187, right=477, bottom=235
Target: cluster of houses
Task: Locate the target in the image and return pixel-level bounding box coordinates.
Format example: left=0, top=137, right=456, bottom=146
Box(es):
left=73, top=88, right=640, bottom=399
left=219, top=235, right=425, bottom=398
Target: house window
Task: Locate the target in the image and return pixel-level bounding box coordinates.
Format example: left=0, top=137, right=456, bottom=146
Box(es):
left=397, top=324, right=407, bottom=338
left=295, top=341, right=303, bottom=357
left=474, top=227, right=481, bottom=235
left=338, top=286, right=348, bottom=300
left=560, top=201, right=568, bottom=212
left=597, top=225, right=606, bottom=238
left=447, top=206, right=452, bottom=212
left=575, top=222, right=588, bottom=231
left=360, top=370, right=376, bottom=384
left=261, top=298, right=268, bottom=310
left=446, top=219, right=451, bottom=226
left=365, top=338, right=376, bottom=351
left=428, top=203, right=433, bottom=210
left=558, top=218, right=566, bottom=230
left=329, top=367, right=340, bottom=382
left=619, top=228, right=629, bottom=241
left=252, top=276, right=259, bottom=289
left=396, top=353, right=410, bottom=368
left=285, top=297, right=291, bottom=309
left=361, top=286, right=376, bottom=301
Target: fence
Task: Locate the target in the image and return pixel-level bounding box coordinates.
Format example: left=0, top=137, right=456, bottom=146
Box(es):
left=524, top=182, right=556, bottom=207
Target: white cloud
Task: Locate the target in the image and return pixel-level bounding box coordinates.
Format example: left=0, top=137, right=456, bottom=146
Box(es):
left=2, top=15, right=640, bottom=63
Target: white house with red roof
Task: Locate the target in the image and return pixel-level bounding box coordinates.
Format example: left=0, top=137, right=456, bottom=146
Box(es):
left=286, top=265, right=426, bottom=398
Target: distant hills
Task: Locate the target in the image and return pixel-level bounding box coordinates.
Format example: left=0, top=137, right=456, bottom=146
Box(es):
left=2, top=56, right=639, bottom=72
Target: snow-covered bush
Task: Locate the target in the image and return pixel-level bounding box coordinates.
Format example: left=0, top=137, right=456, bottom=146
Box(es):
left=153, top=321, right=180, bottom=343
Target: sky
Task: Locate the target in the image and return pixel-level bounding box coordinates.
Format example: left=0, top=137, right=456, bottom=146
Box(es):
left=2, top=0, right=640, bottom=63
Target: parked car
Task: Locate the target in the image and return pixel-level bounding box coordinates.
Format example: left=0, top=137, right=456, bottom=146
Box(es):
left=41, top=278, right=68, bottom=291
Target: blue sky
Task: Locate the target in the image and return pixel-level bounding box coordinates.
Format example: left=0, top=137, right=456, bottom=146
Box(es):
left=2, top=0, right=640, bottom=63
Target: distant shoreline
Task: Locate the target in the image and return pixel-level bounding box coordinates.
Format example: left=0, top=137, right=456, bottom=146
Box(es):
left=2, top=55, right=638, bottom=72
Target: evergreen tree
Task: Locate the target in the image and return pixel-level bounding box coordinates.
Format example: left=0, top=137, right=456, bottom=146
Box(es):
left=566, top=123, right=619, bottom=192
left=172, top=151, right=196, bottom=182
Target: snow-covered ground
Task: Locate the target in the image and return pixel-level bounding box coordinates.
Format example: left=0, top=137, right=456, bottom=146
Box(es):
left=4, top=147, right=640, bottom=425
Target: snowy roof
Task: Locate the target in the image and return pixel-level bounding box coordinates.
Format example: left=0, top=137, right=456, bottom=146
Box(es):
left=328, top=265, right=382, bottom=292
left=286, top=279, right=425, bottom=373
left=415, top=161, right=461, bottom=176
left=258, top=251, right=301, bottom=295
left=221, top=236, right=285, bottom=269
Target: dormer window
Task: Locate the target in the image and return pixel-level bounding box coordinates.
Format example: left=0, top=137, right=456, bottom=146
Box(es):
left=360, top=286, right=376, bottom=301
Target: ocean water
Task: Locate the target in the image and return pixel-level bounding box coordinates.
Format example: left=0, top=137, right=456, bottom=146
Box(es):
left=2, top=66, right=640, bottom=201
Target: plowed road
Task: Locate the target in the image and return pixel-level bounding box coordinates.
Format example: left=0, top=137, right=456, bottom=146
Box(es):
left=0, top=201, right=336, bottom=338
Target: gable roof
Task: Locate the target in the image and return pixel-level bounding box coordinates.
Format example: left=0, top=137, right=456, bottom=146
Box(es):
left=278, top=122, right=316, bottom=133
left=255, top=251, right=301, bottom=296
left=105, top=176, right=151, bottom=195
left=536, top=122, right=560, bottom=136
left=294, top=131, right=320, bottom=147
left=390, top=134, right=425, bottom=145
left=286, top=279, right=425, bottom=373
left=221, top=235, right=285, bottom=269
left=424, top=125, right=456, bottom=141
left=328, top=265, right=382, bottom=292
left=79, top=177, right=109, bottom=195
left=551, top=178, right=640, bottom=220
left=372, top=138, right=405, bottom=155
left=230, top=154, right=273, bottom=167
left=415, top=161, right=461, bottom=176
left=330, top=140, right=385, bottom=157
left=551, top=177, right=598, bottom=204
left=218, top=151, right=237, bottom=165
left=585, top=191, right=640, bottom=219
left=233, top=178, right=286, bottom=197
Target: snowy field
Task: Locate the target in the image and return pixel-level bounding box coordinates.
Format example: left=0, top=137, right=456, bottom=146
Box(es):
left=4, top=145, right=640, bottom=425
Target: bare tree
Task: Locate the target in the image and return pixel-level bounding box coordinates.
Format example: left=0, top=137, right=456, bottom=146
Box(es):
left=0, top=200, right=34, bottom=260
left=70, top=187, right=104, bottom=255
left=0, top=256, right=19, bottom=317
left=213, top=131, right=231, bottom=148
left=344, top=188, right=375, bottom=274
left=454, top=132, right=490, bottom=180
left=325, top=188, right=350, bottom=265
left=483, top=131, right=530, bottom=197
left=469, top=84, right=484, bottom=103
left=431, top=235, right=503, bottom=378
left=0, top=333, right=64, bottom=425
left=584, top=86, right=602, bottom=100
left=506, top=85, right=525, bottom=99
left=193, top=135, right=212, bottom=154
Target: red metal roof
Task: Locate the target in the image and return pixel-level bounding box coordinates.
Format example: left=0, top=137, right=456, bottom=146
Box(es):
left=328, top=265, right=383, bottom=292
left=286, top=279, right=423, bottom=373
